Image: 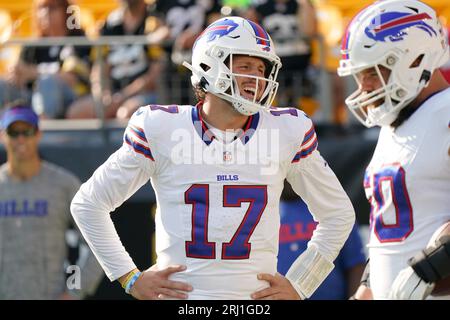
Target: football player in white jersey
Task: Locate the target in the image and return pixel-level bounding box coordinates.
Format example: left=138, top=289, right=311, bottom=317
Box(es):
left=71, top=16, right=355, bottom=300
left=337, top=0, right=450, bottom=300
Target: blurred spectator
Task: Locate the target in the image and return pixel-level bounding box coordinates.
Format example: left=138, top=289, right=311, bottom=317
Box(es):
left=205, top=2, right=224, bottom=27
left=223, top=0, right=252, bottom=10
left=246, top=0, right=318, bottom=108
left=0, top=0, right=92, bottom=118
left=66, top=0, right=167, bottom=119
left=278, top=198, right=366, bottom=299
left=0, top=103, right=104, bottom=299
left=154, top=0, right=216, bottom=105
left=215, top=0, right=252, bottom=17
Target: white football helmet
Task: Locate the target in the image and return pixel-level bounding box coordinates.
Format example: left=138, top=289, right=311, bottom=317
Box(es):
left=183, top=16, right=282, bottom=115
left=337, top=0, right=449, bottom=127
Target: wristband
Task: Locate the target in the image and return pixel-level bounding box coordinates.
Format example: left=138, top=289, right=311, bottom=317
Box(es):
left=125, top=271, right=142, bottom=294
left=121, top=270, right=138, bottom=289
left=285, top=245, right=334, bottom=299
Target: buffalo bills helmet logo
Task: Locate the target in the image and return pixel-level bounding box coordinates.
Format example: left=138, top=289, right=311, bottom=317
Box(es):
left=199, top=19, right=239, bottom=43
left=365, top=11, right=437, bottom=42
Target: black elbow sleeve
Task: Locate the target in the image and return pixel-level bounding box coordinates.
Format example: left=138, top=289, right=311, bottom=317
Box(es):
left=408, top=236, right=450, bottom=284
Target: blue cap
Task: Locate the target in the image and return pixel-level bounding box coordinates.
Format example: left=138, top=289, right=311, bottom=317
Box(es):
left=1, top=106, right=39, bottom=130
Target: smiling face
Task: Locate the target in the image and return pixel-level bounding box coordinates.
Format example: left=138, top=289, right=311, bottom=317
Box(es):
left=354, top=65, right=392, bottom=112
left=231, top=55, right=268, bottom=102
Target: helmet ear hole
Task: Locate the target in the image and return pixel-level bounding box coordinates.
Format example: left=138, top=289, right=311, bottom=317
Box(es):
left=224, top=56, right=230, bottom=69
left=409, top=54, right=425, bottom=68
left=200, top=63, right=210, bottom=72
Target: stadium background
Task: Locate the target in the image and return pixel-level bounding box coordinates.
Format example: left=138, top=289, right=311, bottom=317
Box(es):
left=0, top=0, right=449, bottom=299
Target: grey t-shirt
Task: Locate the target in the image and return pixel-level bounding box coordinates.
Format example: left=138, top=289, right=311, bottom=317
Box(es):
left=0, top=161, right=103, bottom=299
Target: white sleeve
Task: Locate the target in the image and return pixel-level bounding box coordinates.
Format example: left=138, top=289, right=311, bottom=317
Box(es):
left=286, top=126, right=355, bottom=263
left=71, top=118, right=156, bottom=281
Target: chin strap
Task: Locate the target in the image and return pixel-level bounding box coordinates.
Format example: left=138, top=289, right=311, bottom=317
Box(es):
left=285, top=245, right=335, bottom=299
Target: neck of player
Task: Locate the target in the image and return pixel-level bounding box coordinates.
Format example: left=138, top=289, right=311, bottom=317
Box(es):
left=201, top=94, right=250, bottom=132
left=411, top=70, right=450, bottom=109
left=7, top=156, right=41, bottom=181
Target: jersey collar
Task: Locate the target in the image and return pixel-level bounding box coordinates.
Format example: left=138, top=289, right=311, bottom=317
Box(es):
left=191, top=103, right=260, bottom=146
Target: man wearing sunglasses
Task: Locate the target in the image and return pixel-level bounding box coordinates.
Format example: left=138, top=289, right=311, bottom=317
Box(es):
left=0, top=104, right=103, bottom=299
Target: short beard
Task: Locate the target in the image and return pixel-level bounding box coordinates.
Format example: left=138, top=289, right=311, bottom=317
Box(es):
left=193, top=84, right=206, bottom=102
left=390, top=103, right=419, bottom=129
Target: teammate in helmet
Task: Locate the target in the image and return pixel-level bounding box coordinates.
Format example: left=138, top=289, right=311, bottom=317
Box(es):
left=338, top=0, right=448, bottom=128
left=71, top=16, right=355, bottom=300
left=337, top=0, right=450, bottom=299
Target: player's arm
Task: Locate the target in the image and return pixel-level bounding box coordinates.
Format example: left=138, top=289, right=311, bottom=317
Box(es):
left=70, top=137, right=154, bottom=282
left=350, top=259, right=373, bottom=300
left=346, top=263, right=368, bottom=298
left=389, top=235, right=450, bottom=299
left=284, top=118, right=355, bottom=299
left=70, top=108, right=192, bottom=299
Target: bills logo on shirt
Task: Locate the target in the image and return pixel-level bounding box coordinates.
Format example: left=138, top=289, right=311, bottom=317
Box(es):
left=223, top=151, right=232, bottom=162
left=217, top=174, right=239, bottom=182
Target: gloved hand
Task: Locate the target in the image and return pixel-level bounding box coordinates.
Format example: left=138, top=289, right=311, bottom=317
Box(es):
left=388, top=266, right=435, bottom=300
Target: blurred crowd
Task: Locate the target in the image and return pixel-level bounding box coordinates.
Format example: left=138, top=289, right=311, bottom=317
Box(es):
left=0, top=0, right=449, bottom=124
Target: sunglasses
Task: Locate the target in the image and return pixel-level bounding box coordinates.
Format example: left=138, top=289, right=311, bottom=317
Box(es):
left=6, top=127, right=37, bottom=138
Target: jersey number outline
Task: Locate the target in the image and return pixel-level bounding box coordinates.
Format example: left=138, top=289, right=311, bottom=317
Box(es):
left=364, top=163, right=413, bottom=242
left=269, top=108, right=298, bottom=117
left=149, top=104, right=179, bottom=113
left=185, top=184, right=267, bottom=259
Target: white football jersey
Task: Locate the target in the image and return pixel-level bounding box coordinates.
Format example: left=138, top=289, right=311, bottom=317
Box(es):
left=71, top=104, right=354, bottom=299
left=364, top=88, right=450, bottom=299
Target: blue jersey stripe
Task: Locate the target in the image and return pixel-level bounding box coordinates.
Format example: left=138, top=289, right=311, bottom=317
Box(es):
left=301, top=125, right=315, bottom=146
left=291, top=138, right=318, bottom=163
left=300, top=139, right=318, bottom=159
left=124, top=134, right=154, bottom=161
left=128, top=124, right=147, bottom=142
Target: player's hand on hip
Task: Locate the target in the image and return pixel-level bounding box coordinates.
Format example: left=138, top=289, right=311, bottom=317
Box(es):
left=388, top=266, right=434, bottom=300
left=351, top=285, right=373, bottom=300
left=251, top=273, right=301, bottom=300
left=130, top=264, right=193, bottom=300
